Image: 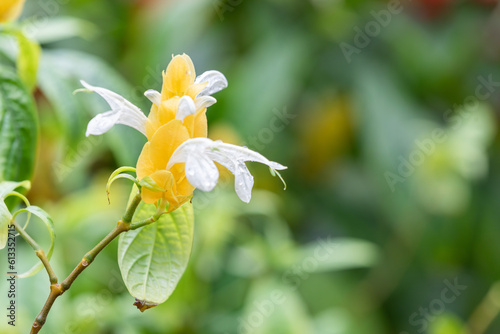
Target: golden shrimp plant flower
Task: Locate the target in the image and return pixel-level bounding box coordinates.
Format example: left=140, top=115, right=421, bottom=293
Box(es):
left=0, top=0, right=25, bottom=23
left=80, top=54, right=286, bottom=212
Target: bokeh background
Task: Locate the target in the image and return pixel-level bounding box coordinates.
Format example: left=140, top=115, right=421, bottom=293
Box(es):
left=2, top=0, right=500, bottom=333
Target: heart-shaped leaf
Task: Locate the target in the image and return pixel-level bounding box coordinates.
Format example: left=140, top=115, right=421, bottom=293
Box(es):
left=118, top=201, right=194, bottom=311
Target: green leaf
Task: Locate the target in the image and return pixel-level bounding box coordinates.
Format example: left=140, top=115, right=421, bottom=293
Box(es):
left=14, top=206, right=56, bottom=278
left=15, top=31, right=41, bottom=92
left=0, top=66, right=38, bottom=183
left=0, top=28, right=41, bottom=91
left=242, top=278, right=313, bottom=334
left=38, top=49, right=145, bottom=165
left=118, top=201, right=194, bottom=310
left=0, top=201, right=12, bottom=249
left=281, top=238, right=379, bottom=272
left=138, top=176, right=166, bottom=193
left=24, top=16, right=97, bottom=44
left=0, top=180, right=30, bottom=198
left=106, top=166, right=137, bottom=202
left=429, top=312, right=468, bottom=334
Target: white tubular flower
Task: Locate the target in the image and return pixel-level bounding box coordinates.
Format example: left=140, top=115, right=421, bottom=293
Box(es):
left=167, top=138, right=287, bottom=203
left=195, top=95, right=217, bottom=110
left=175, top=96, right=197, bottom=121
left=77, top=81, right=148, bottom=137
left=144, top=89, right=161, bottom=107
left=194, top=70, right=228, bottom=97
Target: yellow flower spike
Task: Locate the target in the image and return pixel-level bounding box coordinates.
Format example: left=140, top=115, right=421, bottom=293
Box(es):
left=79, top=53, right=286, bottom=211
left=145, top=97, right=180, bottom=140
left=0, top=0, right=25, bottom=23
left=137, top=119, right=192, bottom=209
left=162, top=54, right=196, bottom=100
left=149, top=120, right=190, bottom=170
left=141, top=54, right=227, bottom=142
left=185, top=82, right=208, bottom=100
left=182, top=108, right=208, bottom=138
left=141, top=170, right=177, bottom=206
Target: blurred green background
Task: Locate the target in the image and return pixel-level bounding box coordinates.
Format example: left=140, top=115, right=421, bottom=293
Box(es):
left=2, top=0, right=500, bottom=333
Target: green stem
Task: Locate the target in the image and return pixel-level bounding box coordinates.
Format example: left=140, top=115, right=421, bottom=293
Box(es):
left=11, top=220, right=58, bottom=285
left=61, top=220, right=130, bottom=291
left=122, top=191, right=142, bottom=223
left=130, top=216, right=156, bottom=230
left=30, top=191, right=145, bottom=334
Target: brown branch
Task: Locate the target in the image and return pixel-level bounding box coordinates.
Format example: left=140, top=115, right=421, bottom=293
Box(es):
left=30, top=191, right=145, bottom=334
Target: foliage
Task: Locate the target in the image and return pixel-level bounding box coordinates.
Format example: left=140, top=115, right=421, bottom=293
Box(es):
left=1, top=0, right=500, bottom=333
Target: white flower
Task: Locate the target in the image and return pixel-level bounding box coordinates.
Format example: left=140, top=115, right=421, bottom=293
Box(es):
left=143, top=70, right=226, bottom=112
left=194, top=70, right=228, bottom=97
left=175, top=96, right=197, bottom=122
left=167, top=138, right=287, bottom=203
left=77, top=81, right=149, bottom=137
left=77, top=68, right=227, bottom=137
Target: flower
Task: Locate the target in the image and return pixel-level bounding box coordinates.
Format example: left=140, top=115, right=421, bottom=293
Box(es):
left=77, top=81, right=149, bottom=137
left=0, top=0, right=25, bottom=23
left=143, top=54, right=227, bottom=140
left=167, top=138, right=287, bottom=203
left=80, top=54, right=286, bottom=212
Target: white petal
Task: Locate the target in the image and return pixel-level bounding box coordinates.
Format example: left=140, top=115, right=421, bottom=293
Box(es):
left=233, top=162, right=254, bottom=203
left=86, top=110, right=120, bottom=136
left=211, top=155, right=253, bottom=203
left=194, top=70, right=228, bottom=97
left=184, top=153, right=219, bottom=192
left=195, top=96, right=217, bottom=110
left=215, top=143, right=287, bottom=170
left=78, top=81, right=148, bottom=137
left=167, top=137, right=213, bottom=169
left=168, top=138, right=286, bottom=202
left=176, top=96, right=196, bottom=121
left=144, top=89, right=161, bottom=106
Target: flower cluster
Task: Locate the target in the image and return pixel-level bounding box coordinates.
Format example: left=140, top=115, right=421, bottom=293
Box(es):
left=81, top=54, right=286, bottom=212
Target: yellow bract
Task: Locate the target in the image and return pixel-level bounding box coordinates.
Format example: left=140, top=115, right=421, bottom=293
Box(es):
left=137, top=54, right=207, bottom=211
left=0, top=0, right=25, bottom=23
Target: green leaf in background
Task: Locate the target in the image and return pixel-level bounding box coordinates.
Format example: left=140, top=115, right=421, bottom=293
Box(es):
left=288, top=238, right=380, bottom=273
left=0, top=65, right=38, bottom=182
left=0, top=28, right=41, bottom=91
left=242, top=278, right=313, bottom=334
left=429, top=312, right=469, bottom=334
left=118, top=201, right=194, bottom=311
left=38, top=49, right=145, bottom=165
left=14, top=31, right=40, bottom=91
left=13, top=205, right=56, bottom=278
left=24, top=16, right=97, bottom=44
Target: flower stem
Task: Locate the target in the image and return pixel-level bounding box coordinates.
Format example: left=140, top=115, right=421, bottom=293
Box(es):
left=123, top=191, right=143, bottom=223
left=30, top=191, right=144, bottom=334
left=129, top=217, right=155, bottom=230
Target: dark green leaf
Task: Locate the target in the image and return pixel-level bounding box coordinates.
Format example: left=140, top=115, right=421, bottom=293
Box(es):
left=0, top=65, right=38, bottom=182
